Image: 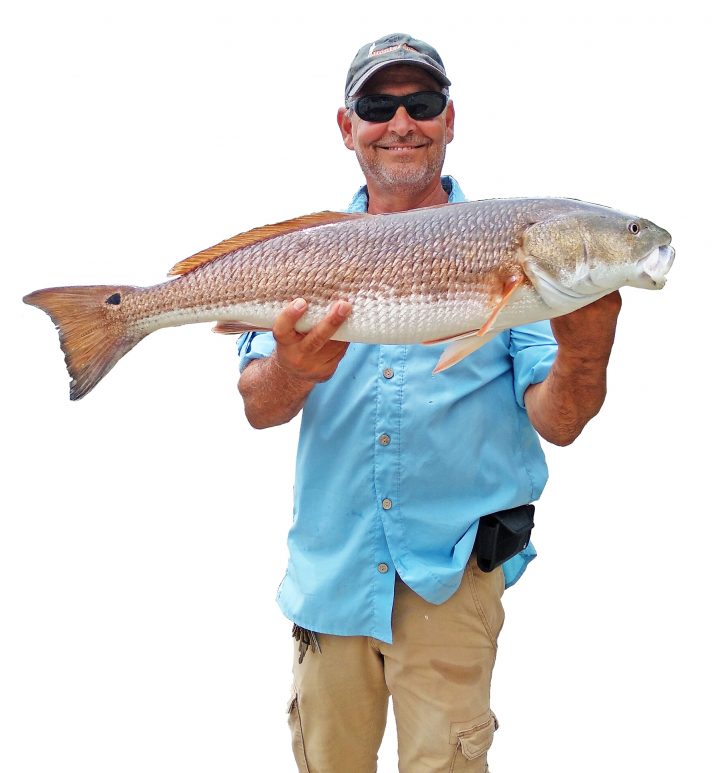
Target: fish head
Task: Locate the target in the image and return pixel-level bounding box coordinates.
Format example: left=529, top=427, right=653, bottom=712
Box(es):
left=520, top=206, right=675, bottom=311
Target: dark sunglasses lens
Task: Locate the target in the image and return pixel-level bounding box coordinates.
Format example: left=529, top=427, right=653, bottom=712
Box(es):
left=355, top=95, right=398, bottom=122
left=404, top=92, right=447, bottom=120
left=354, top=92, right=447, bottom=122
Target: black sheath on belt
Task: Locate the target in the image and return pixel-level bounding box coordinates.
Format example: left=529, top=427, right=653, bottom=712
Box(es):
left=475, top=504, right=535, bottom=572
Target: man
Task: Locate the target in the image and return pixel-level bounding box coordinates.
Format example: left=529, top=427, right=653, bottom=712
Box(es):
left=238, top=33, right=621, bottom=772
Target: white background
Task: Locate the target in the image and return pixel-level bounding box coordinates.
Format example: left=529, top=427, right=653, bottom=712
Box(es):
left=2, top=1, right=725, bottom=771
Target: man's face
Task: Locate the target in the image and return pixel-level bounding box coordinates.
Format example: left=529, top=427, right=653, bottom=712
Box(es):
left=337, top=65, right=455, bottom=193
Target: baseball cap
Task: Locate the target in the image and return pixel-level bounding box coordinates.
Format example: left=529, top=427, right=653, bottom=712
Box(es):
left=345, top=33, right=451, bottom=102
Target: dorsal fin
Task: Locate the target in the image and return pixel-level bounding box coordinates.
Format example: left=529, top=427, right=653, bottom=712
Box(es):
left=168, top=210, right=367, bottom=276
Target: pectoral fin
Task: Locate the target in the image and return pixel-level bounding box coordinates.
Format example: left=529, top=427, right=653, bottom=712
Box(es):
left=433, top=331, right=499, bottom=373
left=477, top=275, right=525, bottom=336
left=431, top=275, right=524, bottom=373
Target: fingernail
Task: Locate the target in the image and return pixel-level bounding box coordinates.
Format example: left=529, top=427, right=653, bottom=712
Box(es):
left=336, top=301, right=350, bottom=316
left=293, top=298, right=306, bottom=311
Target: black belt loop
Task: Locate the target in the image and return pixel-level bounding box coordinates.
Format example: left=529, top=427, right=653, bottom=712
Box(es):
left=475, top=504, right=535, bottom=572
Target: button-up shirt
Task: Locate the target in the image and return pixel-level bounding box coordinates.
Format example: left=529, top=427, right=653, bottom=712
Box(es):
left=239, top=177, right=557, bottom=643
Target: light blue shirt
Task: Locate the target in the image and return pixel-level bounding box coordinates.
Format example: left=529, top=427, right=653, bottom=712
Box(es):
left=239, top=177, right=557, bottom=643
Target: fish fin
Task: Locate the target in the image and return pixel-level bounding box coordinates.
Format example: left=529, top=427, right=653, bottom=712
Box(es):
left=23, top=285, right=145, bottom=400
left=432, top=331, right=499, bottom=374
left=423, top=274, right=525, bottom=347
left=211, top=321, right=270, bottom=335
left=422, top=329, right=479, bottom=345
left=168, top=211, right=368, bottom=276
left=477, top=275, right=525, bottom=336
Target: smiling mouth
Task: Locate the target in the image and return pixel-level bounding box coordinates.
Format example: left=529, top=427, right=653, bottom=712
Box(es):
left=377, top=144, right=427, bottom=151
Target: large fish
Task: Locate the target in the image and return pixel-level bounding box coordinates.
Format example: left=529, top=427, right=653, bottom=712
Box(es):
left=24, top=198, right=674, bottom=400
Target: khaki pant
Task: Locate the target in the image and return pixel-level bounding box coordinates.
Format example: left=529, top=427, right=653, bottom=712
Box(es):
left=287, top=553, right=505, bottom=772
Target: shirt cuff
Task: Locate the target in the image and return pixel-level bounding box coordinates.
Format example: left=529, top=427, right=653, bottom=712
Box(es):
left=509, top=322, right=558, bottom=408
left=238, top=331, right=276, bottom=372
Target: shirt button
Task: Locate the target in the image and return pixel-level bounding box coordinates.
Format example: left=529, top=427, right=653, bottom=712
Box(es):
left=377, top=563, right=389, bottom=574
left=382, top=498, right=393, bottom=510
left=378, top=433, right=391, bottom=446
left=383, top=368, right=394, bottom=379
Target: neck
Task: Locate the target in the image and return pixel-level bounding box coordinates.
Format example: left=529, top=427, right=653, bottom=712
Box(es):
left=365, top=176, right=449, bottom=214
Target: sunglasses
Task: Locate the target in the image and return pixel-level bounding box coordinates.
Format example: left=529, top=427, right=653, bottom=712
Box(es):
left=348, top=91, right=448, bottom=123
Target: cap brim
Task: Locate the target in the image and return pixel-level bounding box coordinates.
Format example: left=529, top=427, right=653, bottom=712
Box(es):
left=347, top=59, right=451, bottom=100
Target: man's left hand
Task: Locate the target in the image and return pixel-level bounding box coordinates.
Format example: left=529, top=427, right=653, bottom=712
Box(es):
left=549, top=290, right=622, bottom=365
left=524, top=291, right=622, bottom=446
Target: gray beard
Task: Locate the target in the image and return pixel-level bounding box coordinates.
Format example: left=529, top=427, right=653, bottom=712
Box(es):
left=355, top=143, right=447, bottom=193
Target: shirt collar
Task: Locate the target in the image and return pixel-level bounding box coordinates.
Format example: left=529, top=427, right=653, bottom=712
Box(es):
left=346, top=175, right=466, bottom=213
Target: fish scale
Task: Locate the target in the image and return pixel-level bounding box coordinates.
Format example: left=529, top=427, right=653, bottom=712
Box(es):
left=23, top=197, right=674, bottom=399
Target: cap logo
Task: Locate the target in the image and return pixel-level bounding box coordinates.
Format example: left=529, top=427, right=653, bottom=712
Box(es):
left=368, top=42, right=418, bottom=57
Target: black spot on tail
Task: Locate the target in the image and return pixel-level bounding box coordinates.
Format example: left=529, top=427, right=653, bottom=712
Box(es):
left=106, top=292, right=121, bottom=305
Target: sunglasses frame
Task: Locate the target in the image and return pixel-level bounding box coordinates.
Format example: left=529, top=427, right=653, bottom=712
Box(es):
left=347, top=91, right=448, bottom=123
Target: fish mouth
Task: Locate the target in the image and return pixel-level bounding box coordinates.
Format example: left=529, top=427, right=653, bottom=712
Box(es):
left=633, top=244, right=675, bottom=289
left=523, top=239, right=676, bottom=311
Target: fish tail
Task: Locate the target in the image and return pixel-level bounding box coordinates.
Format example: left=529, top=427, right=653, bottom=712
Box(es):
left=23, top=284, right=146, bottom=400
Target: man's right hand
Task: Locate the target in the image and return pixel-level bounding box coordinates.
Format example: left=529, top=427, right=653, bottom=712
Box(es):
left=272, top=298, right=352, bottom=383
left=237, top=298, right=351, bottom=429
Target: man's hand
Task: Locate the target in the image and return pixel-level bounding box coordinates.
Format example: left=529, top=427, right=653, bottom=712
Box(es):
left=272, top=298, right=352, bottom=382
left=549, top=291, right=622, bottom=367
left=525, top=291, right=622, bottom=446
left=238, top=299, right=351, bottom=429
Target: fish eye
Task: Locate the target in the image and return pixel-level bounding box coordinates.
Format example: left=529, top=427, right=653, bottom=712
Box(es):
left=628, top=221, right=641, bottom=235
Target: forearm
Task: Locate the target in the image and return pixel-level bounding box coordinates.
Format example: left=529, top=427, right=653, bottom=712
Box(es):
left=237, top=299, right=352, bottom=429
left=524, top=291, right=621, bottom=446
left=524, top=351, right=609, bottom=446
left=238, top=355, right=315, bottom=429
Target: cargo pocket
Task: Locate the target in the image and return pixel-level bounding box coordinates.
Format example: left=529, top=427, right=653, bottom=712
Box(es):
left=449, top=711, right=498, bottom=771
left=287, top=691, right=310, bottom=772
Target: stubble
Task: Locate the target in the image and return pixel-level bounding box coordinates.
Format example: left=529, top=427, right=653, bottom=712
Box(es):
left=355, top=135, right=447, bottom=193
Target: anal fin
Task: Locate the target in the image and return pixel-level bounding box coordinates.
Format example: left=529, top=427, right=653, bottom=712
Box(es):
left=211, top=321, right=270, bottom=335
left=422, top=328, right=478, bottom=346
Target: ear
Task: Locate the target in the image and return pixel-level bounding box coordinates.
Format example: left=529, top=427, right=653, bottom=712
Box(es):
left=445, top=100, right=455, bottom=145
left=337, top=107, right=355, bottom=151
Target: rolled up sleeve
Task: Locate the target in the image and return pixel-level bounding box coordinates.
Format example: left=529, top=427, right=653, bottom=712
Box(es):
left=238, top=331, right=276, bottom=372
left=509, top=321, right=558, bottom=408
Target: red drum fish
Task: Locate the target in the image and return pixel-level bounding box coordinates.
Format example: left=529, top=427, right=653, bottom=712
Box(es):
left=24, top=198, right=674, bottom=400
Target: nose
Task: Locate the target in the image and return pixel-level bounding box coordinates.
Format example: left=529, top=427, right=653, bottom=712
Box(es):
left=388, top=104, right=418, bottom=135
